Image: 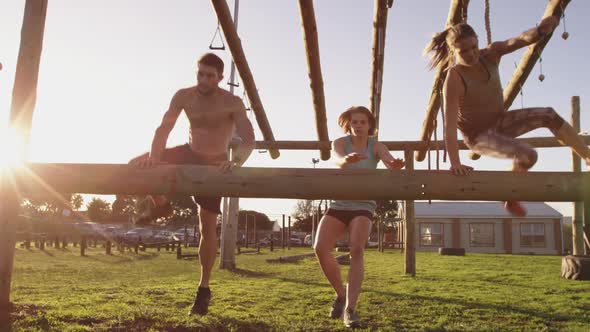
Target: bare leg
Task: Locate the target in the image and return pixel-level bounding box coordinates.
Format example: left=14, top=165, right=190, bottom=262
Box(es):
left=198, top=208, right=219, bottom=288
left=314, top=215, right=347, bottom=299
left=554, top=123, right=590, bottom=167
left=345, top=217, right=371, bottom=312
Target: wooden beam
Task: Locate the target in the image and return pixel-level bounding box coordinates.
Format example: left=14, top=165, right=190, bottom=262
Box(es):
left=298, top=0, right=330, bottom=161
left=403, top=149, right=416, bottom=276
left=251, top=134, right=590, bottom=151
left=14, top=164, right=590, bottom=202
left=210, top=0, right=280, bottom=159
left=0, top=0, right=47, bottom=324
left=369, top=0, right=390, bottom=132
left=571, top=96, right=584, bottom=255
left=503, top=0, right=571, bottom=110
left=415, top=0, right=470, bottom=162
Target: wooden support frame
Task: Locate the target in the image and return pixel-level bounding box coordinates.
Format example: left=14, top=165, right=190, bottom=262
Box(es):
left=251, top=134, right=590, bottom=151
left=415, top=0, right=470, bottom=162
left=403, top=149, right=416, bottom=276
left=503, top=0, right=571, bottom=110
left=0, top=0, right=48, bottom=324
left=298, top=0, right=330, bottom=160
left=369, top=0, right=391, bottom=132
left=571, top=96, right=584, bottom=255
left=14, top=164, right=590, bottom=202
left=210, top=0, right=280, bottom=159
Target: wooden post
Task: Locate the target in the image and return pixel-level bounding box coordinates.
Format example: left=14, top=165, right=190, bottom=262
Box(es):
left=80, top=237, right=86, bottom=256
left=0, top=0, right=47, bottom=323
left=106, top=241, right=112, bottom=255
left=282, top=214, right=285, bottom=249
left=298, top=0, right=330, bottom=160
left=415, top=0, right=470, bottom=162
left=369, top=0, right=391, bottom=132
left=288, top=216, right=292, bottom=250
left=503, top=0, right=571, bottom=111
left=245, top=214, right=249, bottom=248
left=404, top=149, right=416, bottom=276
left=39, top=237, right=45, bottom=251
left=377, top=218, right=382, bottom=252
left=220, top=197, right=238, bottom=269
left=253, top=214, right=257, bottom=246
left=61, top=238, right=67, bottom=249
left=210, top=0, right=280, bottom=159
left=176, top=244, right=182, bottom=259
left=571, top=96, right=584, bottom=255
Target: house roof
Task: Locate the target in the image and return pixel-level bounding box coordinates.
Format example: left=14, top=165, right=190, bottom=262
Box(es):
left=413, top=201, right=562, bottom=219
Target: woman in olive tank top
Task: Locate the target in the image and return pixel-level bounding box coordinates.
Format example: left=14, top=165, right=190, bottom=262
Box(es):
left=313, top=106, right=405, bottom=328
left=425, top=15, right=590, bottom=217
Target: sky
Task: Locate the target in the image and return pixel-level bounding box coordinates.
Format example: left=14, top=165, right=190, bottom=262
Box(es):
left=1, top=0, right=589, bottom=219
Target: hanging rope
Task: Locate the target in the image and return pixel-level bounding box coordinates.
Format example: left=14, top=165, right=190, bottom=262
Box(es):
left=484, top=0, right=492, bottom=45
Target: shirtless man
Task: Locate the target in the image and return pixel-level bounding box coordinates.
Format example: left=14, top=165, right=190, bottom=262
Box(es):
left=127, top=53, right=254, bottom=315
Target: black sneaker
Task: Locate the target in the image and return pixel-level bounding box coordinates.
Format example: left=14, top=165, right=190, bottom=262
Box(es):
left=189, top=287, right=211, bottom=315
left=330, top=297, right=345, bottom=319
left=343, top=309, right=361, bottom=328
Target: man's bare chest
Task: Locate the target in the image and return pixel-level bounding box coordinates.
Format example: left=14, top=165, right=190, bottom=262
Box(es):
left=184, top=104, right=233, bottom=129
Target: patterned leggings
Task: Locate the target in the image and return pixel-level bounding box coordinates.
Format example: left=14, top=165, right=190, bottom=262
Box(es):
left=464, top=107, right=565, bottom=169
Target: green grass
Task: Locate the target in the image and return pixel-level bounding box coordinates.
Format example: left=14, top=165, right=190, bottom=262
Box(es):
left=7, top=246, right=590, bottom=331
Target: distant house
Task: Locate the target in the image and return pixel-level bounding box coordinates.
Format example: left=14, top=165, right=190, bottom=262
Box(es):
left=406, top=202, right=563, bottom=255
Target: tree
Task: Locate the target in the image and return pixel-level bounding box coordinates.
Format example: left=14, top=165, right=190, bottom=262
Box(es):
left=111, top=196, right=138, bottom=223
left=375, top=200, right=399, bottom=222
left=86, top=197, right=112, bottom=222
left=20, top=192, right=80, bottom=220
left=164, top=196, right=199, bottom=226
left=70, top=194, right=84, bottom=211
left=291, top=200, right=314, bottom=220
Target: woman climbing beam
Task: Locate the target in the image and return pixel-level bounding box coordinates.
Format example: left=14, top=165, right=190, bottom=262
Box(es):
left=313, top=106, right=405, bottom=328
left=425, top=15, right=590, bottom=216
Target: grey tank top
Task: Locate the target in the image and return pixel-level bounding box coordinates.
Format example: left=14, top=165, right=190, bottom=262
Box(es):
left=454, top=55, right=504, bottom=139
left=329, top=136, right=380, bottom=213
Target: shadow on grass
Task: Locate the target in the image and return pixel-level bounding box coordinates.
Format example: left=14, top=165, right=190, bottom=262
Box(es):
left=364, top=287, right=590, bottom=325
left=40, top=250, right=54, bottom=257
left=82, top=252, right=160, bottom=264
left=229, top=268, right=273, bottom=278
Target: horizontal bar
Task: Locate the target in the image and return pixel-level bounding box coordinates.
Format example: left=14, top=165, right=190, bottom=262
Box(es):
left=14, top=163, right=590, bottom=202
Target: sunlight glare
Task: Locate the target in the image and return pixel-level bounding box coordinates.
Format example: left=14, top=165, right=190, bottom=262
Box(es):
left=0, top=127, right=27, bottom=172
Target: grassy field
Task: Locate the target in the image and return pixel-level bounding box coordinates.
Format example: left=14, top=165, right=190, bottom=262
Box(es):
left=6, top=246, right=590, bottom=331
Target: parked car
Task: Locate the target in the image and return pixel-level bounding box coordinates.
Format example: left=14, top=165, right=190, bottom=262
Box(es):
left=290, top=236, right=303, bottom=246
left=258, top=236, right=279, bottom=246
left=304, top=234, right=313, bottom=246
left=73, top=222, right=102, bottom=237
left=153, top=230, right=175, bottom=242
left=124, top=228, right=153, bottom=242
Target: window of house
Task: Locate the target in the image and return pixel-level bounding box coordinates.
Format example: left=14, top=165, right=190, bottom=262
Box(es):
left=420, top=223, right=443, bottom=246
left=520, top=223, right=545, bottom=248
left=469, top=223, right=495, bottom=247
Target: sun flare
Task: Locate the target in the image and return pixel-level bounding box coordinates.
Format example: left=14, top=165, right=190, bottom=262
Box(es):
left=0, top=127, right=27, bottom=172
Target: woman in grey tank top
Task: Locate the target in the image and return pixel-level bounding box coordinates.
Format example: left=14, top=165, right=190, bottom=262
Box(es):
left=313, top=106, right=404, bottom=328
left=425, top=16, right=590, bottom=217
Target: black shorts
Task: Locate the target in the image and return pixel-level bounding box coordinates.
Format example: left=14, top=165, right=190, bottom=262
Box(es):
left=132, top=144, right=227, bottom=214
left=325, top=209, right=373, bottom=226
